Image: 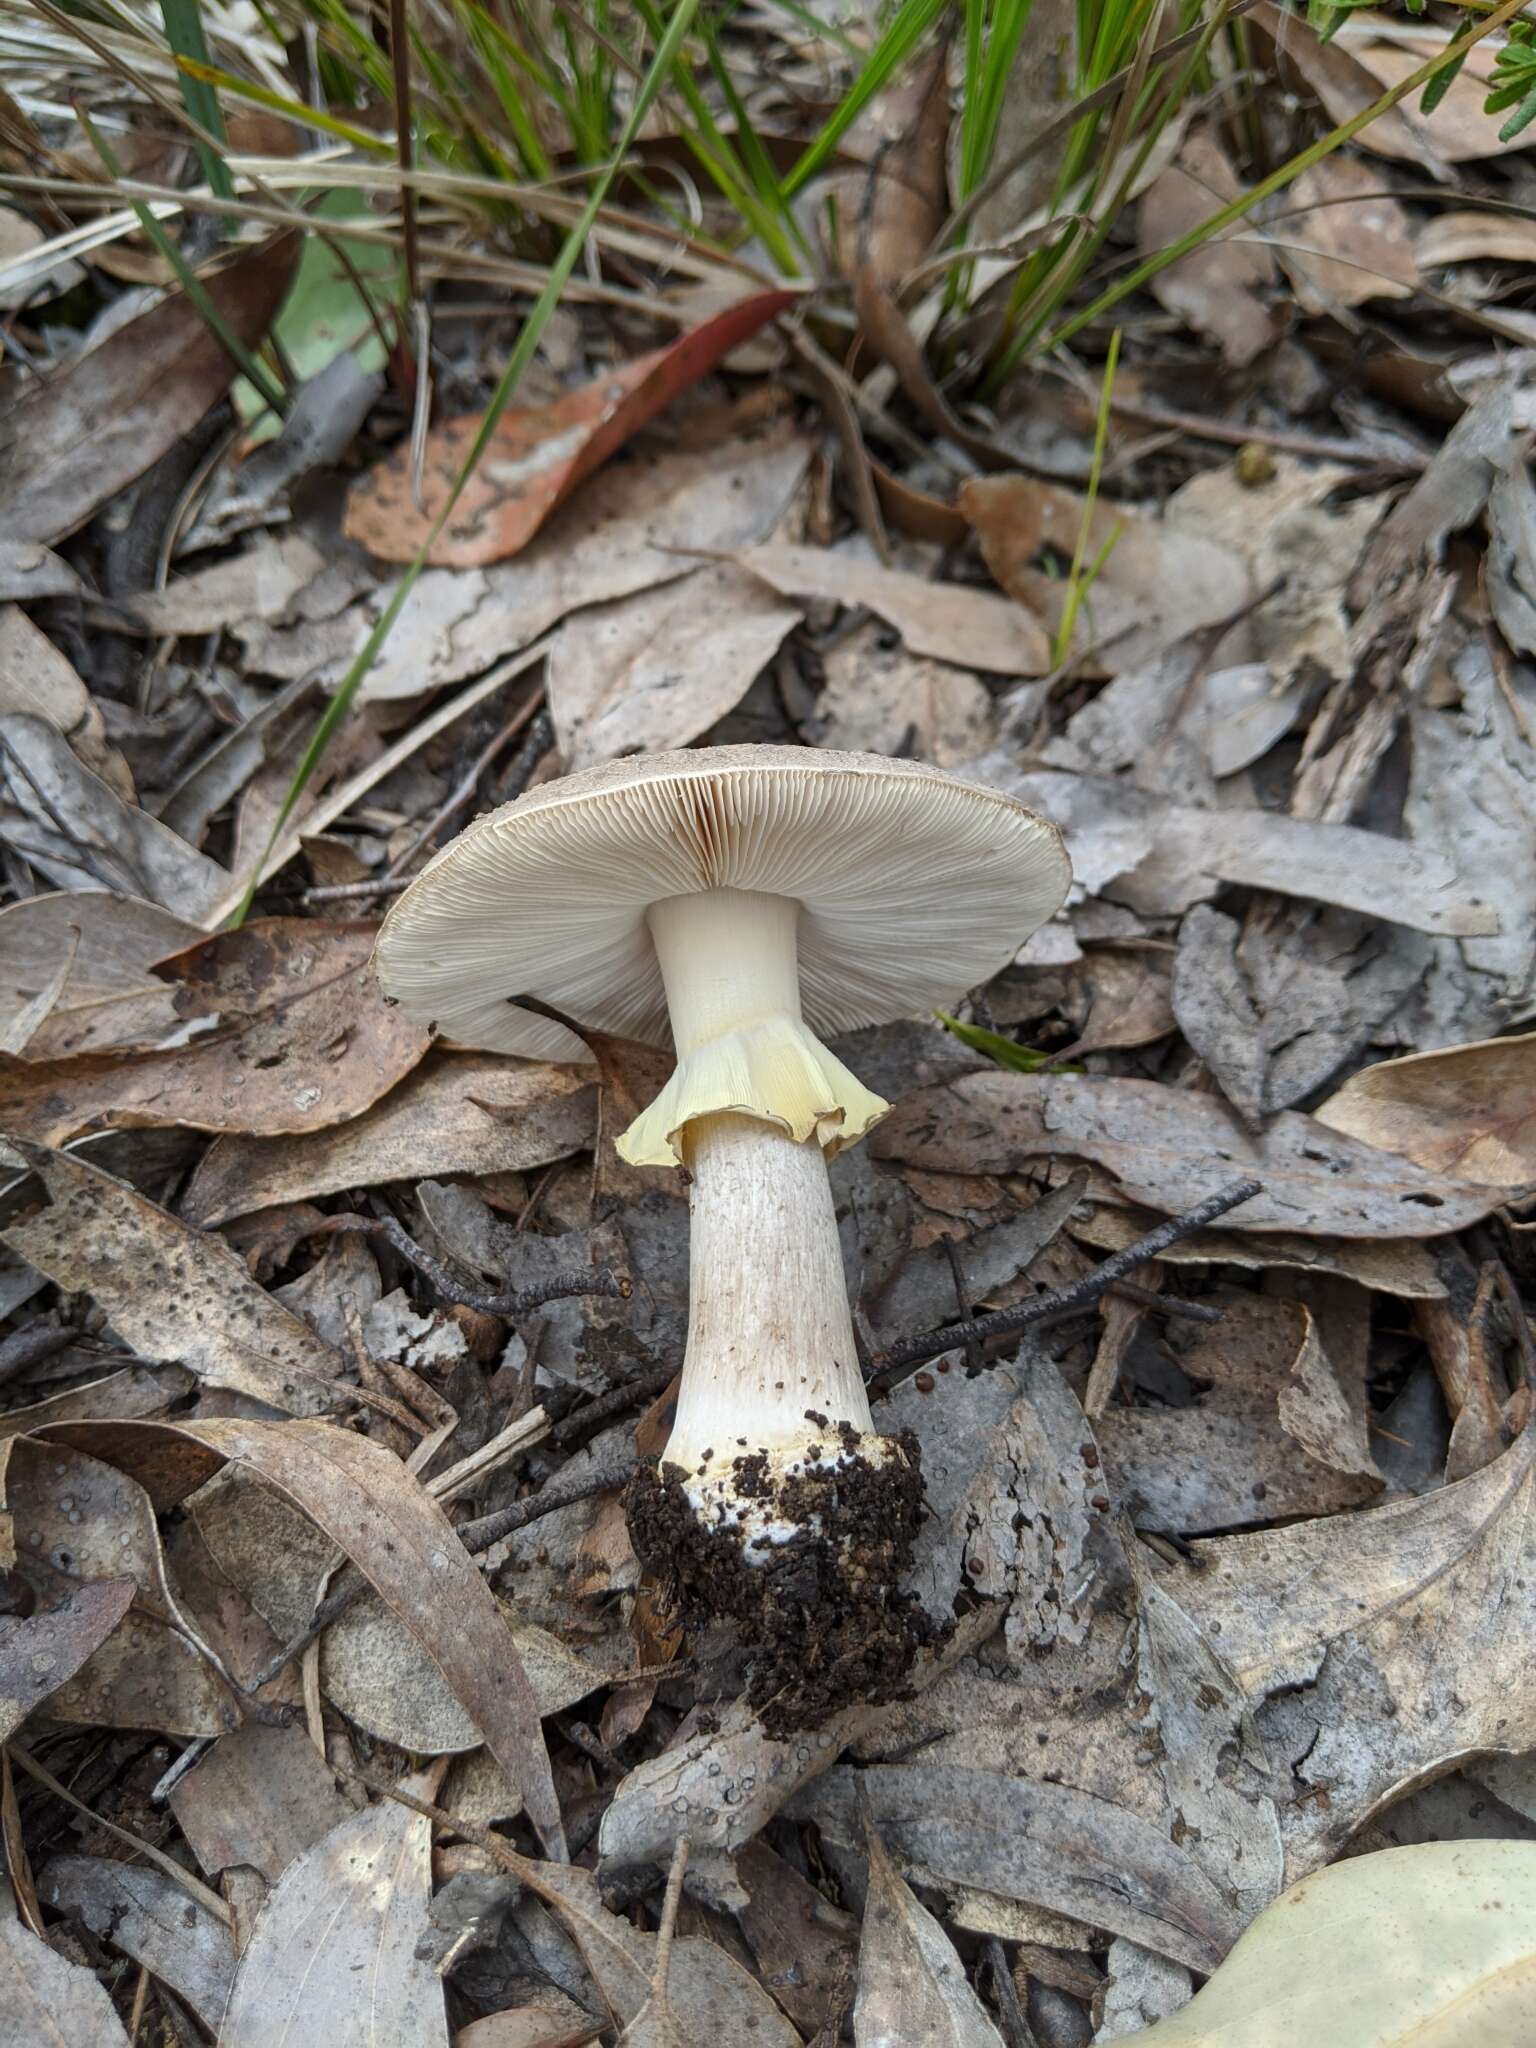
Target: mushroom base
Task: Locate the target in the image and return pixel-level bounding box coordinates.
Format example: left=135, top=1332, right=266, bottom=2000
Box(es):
left=625, top=1427, right=949, bottom=1732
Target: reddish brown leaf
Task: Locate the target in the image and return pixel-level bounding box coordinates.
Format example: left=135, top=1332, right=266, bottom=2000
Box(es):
left=0, top=231, right=298, bottom=546
left=345, top=289, right=799, bottom=567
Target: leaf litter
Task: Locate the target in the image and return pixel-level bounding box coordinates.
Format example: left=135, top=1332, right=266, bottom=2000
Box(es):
left=8, top=20, right=1536, bottom=2048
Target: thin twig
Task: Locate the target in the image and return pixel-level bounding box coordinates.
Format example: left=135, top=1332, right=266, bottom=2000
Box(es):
left=867, top=1179, right=1263, bottom=1393
left=1106, top=1279, right=1223, bottom=1325
left=370, top=1211, right=630, bottom=1317
left=986, top=1937, right=1041, bottom=2048
left=551, top=1365, right=675, bottom=1449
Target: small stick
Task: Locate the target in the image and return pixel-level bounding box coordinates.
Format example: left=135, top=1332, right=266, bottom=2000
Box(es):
left=244, top=1454, right=636, bottom=1694
left=369, top=1211, right=630, bottom=1317
left=867, top=1179, right=1262, bottom=1394
left=1106, top=1279, right=1223, bottom=1325
left=986, top=1936, right=1041, bottom=2048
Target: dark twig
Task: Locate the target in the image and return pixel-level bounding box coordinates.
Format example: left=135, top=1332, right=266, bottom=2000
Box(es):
left=1107, top=1279, right=1223, bottom=1325
left=244, top=1454, right=636, bottom=1694
left=369, top=1211, right=630, bottom=1317
left=551, top=1365, right=674, bottom=1448
left=490, top=705, right=555, bottom=804
left=867, top=1179, right=1263, bottom=1395
left=986, top=1937, right=1041, bottom=2048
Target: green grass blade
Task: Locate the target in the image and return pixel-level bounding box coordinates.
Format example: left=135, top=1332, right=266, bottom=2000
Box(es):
left=936, top=1012, right=1057, bottom=1073
left=781, top=0, right=950, bottom=197
left=233, top=0, right=709, bottom=923
left=158, top=0, right=234, bottom=203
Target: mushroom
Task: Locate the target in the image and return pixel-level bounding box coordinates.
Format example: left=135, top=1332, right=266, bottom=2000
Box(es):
left=375, top=745, right=1070, bottom=1725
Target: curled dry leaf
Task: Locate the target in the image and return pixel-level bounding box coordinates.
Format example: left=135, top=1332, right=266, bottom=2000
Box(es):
left=855, top=1819, right=1007, bottom=2047
left=738, top=542, right=1050, bottom=674
left=37, top=1415, right=568, bottom=1859
left=1315, top=1032, right=1536, bottom=1187
left=0, top=712, right=230, bottom=920
left=1119, top=1842, right=1536, bottom=2045
left=345, top=290, right=797, bottom=567
left=0, top=920, right=429, bottom=1146
left=1417, top=209, right=1536, bottom=267
left=2, top=1434, right=235, bottom=1738
left=0, top=1576, right=134, bottom=1741
left=181, top=1053, right=597, bottom=1227
left=0, top=230, right=297, bottom=546
left=0, top=1141, right=348, bottom=1415
left=0, top=606, right=133, bottom=800
left=220, top=1783, right=447, bottom=2048
left=42, top=1856, right=236, bottom=2030
left=0, top=1909, right=131, bottom=2048
left=872, top=1072, right=1508, bottom=1237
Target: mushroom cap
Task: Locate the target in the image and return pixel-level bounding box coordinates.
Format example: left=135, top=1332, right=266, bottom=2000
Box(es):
left=374, top=745, right=1071, bottom=1056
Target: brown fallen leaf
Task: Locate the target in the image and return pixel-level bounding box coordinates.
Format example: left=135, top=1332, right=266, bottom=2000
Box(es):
left=458, top=2004, right=602, bottom=2048
left=345, top=290, right=797, bottom=566
left=958, top=476, right=1250, bottom=676
left=871, top=1071, right=1509, bottom=1236
left=736, top=1841, right=854, bottom=2037
left=0, top=1576, right=134, bottom=1741
left=546, top=563, right=802, bottom=770
left=40, top=1416, right=567, bottom=1858
left=0, top=919, right=429, bottom=1146
left=0, top=712, right=231, bottom=919
left=1068, top=1201, right=1449, bottom=1297
left=1, top=1141, right=349, bottom=1415
left=42, top=1857, right=236, bottom=2031
left=0, top=540, right=84, bottom=601
left=1278, top=154, right=1419, bottom=312
left=738, top=541, right=1050, bottom=674
left=0, top=606, right=133, bottom=799
left=1, top=1436, right=234, bottom=1738
left=1251, top=4, right=1441, bottom=169
left=1315, top=1032, right=1536, bottom=1187
left=0, top=231, right=297, bottom=546
left=0, top=892, right=198, bottom=1058
left=182, top=1052, right=597, bottom=1227
left=0, top=1908, right=131, bottom=2047
left=856, top=1818, right=1007, bottom=2047
left=836, top=44, right=949, bottom=289
left=1329, top=21, right=1536, bottom=163
left=1417, top=208, right=1536, bottom=266
left=1136, top=130, right=1278, bottom=367
left=169, top=1718, right=355, bottom=1881
left=220, top=1780, right=447, bottom=2047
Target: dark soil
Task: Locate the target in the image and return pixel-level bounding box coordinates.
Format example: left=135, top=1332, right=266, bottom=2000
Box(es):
left=626, top=1424, right=950, bottom=1732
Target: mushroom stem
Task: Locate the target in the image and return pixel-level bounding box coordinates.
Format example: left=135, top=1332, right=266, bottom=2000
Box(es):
left=671, top=1111, right=871, bottom=1462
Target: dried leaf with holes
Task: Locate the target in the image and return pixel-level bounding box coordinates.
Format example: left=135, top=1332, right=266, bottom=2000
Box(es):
left=0, top=920, right=429, bottom=1145
left=345, top=290, right=797, bottom=566
left=1, top=1141, right=349, bottom=1415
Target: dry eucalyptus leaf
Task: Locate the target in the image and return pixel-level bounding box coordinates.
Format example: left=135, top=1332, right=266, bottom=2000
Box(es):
left=1163, top=1424, right=1536, bottom=1872
left=1, top=1142, right=348, bottom=1415
left=736, top=1840, right=853, bottom=2037
left=1278, top=155, right=1419, bottom=311
left=802, top=1763, right=1240, bottom=1974
left=1315, top=1032, right=1536, bottom=1187
left=182, top=1054, right=597, bottom=1227
left=0, top=1577, right=134, bottom=1742
left=546, top=562, right=802, bottom=769
left=0, top=891, right=200, bottom=1052
left=0, top=1908, right=131, bottom=2047
left=169, top=1718, right=354, bottom=1882
left=2, top=1435, right=234, bottom=1738
left=457, top=2003, right=601, bottom=2048
left=524, top=1862, right=801, bottom=2045
left=856, top=1819, right=1007, bottom=2047
left=42, top=1856, right=236, bottom=2030
left=738, top=542, right=1051, bottom=675
left=0, top=920, right=429, bottom=1146
left=40, top=1414, right=568, bottom=1859
left=1417, top=209, right=1536, bottom=266
left=0, top=712, right=230, bottom=919
left=871, top=1072, right=1507, bottom=1236
left=245, top=433, right=812, bottom=702
left=0, top=607, right=133, bottom=799
left=1136, top=131, right=1277, bottom=366
left=1068, top=1202, right=1448, bottom=1297
left=1118, top=1841, right=1536, bottom=2045
left=220, top=1785, right=446, bottom=2048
